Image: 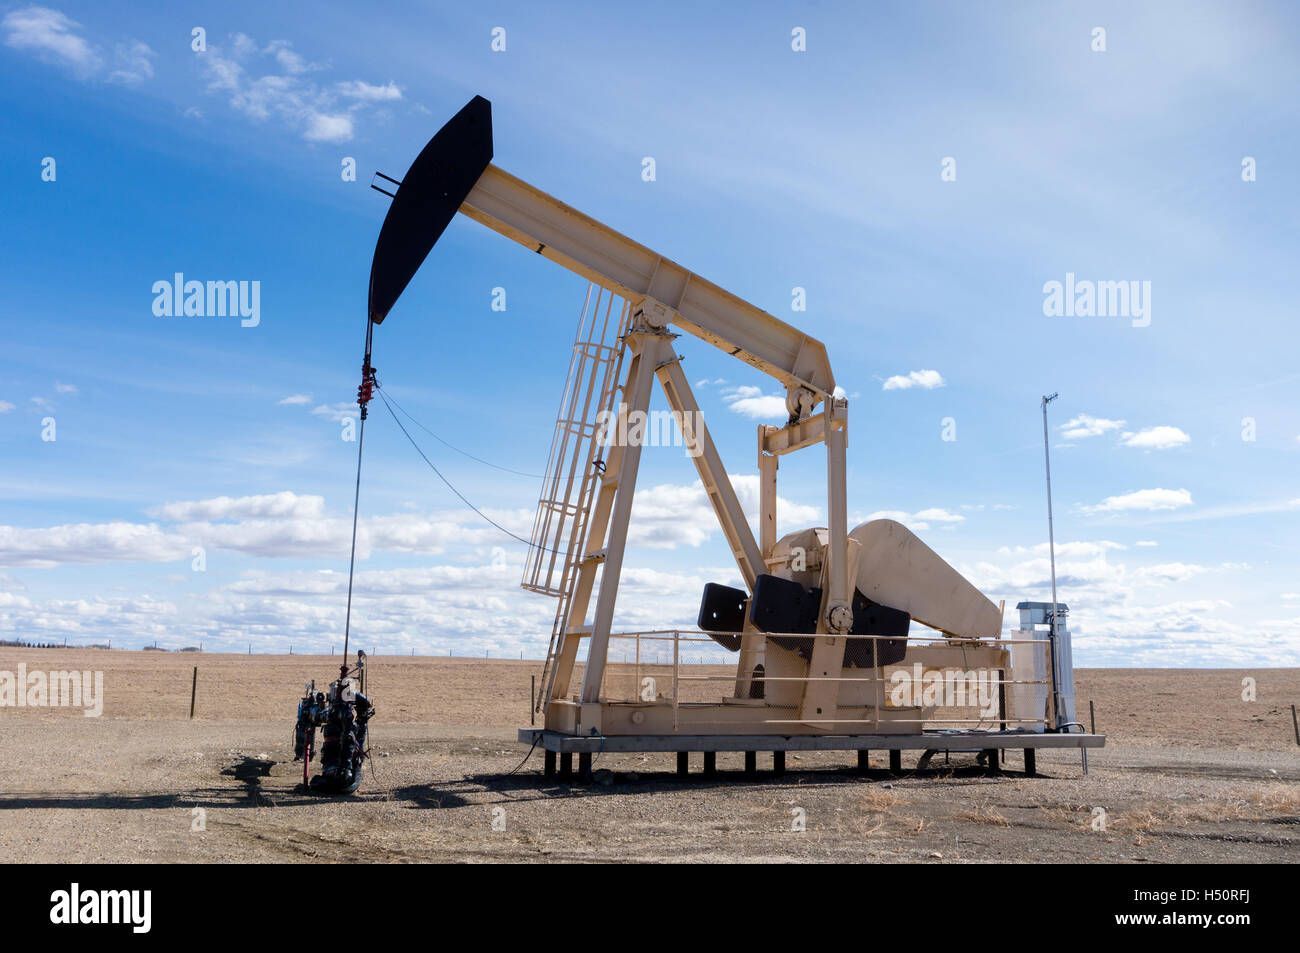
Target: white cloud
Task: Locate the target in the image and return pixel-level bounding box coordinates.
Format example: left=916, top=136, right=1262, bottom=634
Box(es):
left=311, top=402, right=357, bottom=423
left=0, top=522, right=190, bottom=568
left=0, top=401, right=14, bottom=413
left=1135, top=539, right=1158, bottom=547
left=955, top=540, right=1284, bottom=666
left=1059, top=414, right=1125, bottom=440
left=911, top=507, right=964, bottom=524
left=1121, top=425, right=1190, bottom=450
left=149, top=492, right=325, bottom=521
left=278, top=393, right=312, bottom=405
left=2, top=7, right=154, bottom=85
left=1135, top=562, right=1209, bottom=583
left=0, top=592, right=177, bottom=644
left=1083, top=487, right=1193, bottom=514
left=303, top=111, right=354, bottom=143
left=265, top=39, right=314, bottom=75
left=200, top=32, right=400, bottom=144
left=720, top=385, right=787, bottom=420
left=997, top=540, right=1125, bottom=558
left=629, top=474, right=820, bottom=548
left=54, top=382, right=78, bottom=395
left=2, top=6, right=99, bottom=75
left=177, top=516, right=355, bottom=559
left=881, top=369, right=944, bottom=391
left=106, top=38, right=155, bottom=85
left=337, top=80, right=402, bottom=101
left=0, top=540, right=742, bottom=656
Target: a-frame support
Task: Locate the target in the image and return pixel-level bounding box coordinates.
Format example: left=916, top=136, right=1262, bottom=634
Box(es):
left=546, top=316, right=770, bottom=716
left=547, top=308, right=853, bottom=732
left=577, top=329, right=663, bottom=703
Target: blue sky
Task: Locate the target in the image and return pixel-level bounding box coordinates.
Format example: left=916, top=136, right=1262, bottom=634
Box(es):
left=1, top=1, right=1297, bottom=665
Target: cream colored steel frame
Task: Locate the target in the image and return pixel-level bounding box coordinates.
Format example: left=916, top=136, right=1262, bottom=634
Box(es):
left=461, top=165, right=836, bottom=400
left=454, top=163, right=855, bottom=727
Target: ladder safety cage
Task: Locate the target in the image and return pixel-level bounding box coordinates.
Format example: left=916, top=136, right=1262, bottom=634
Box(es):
left=523, top=285, right=629, bottom=702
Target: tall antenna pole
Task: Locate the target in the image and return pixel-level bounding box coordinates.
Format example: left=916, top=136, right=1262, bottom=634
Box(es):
left=1041, top=393, right=1062, bottom=729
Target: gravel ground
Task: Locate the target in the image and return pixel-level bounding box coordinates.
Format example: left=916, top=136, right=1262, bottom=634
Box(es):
left=1, top=651, right=1297, bottom=863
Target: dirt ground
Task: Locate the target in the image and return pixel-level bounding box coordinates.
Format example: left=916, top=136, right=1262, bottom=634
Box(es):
left=1, top=649, right=1297, bottom=863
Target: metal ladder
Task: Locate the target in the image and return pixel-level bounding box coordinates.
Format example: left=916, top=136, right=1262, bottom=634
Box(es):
left=523, top=285, right=629, bottom=709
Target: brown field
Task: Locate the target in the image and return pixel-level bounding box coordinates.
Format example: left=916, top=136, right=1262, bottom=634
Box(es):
left=1, top=649, right=1297, bottom=863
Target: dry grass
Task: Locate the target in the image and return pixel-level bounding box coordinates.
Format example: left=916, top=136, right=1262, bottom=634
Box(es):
left=1041, top=783, right=1300, bottom=835
left=857, top=788, right=902, bottom=813
left=954, top=803, right=1012, bottom=826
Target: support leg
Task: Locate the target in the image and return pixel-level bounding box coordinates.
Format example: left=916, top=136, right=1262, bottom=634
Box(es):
left=559, top=752, right=573, bottom=779
left=702, top=751, right=717, bottom=778
left=773, top=751, right=786, bottom=775
left=889, top=749, right=902, bottom=773
left=857, top=750, right=870, bottom=773
left=744, top=751, right=757, bottom=776
left=676, top=751, right=689, bottom=777
left=580, top=339, right=662, bottom=704
left=578, top=752, right=592, bottom=783
left=984, top=748, right=1000, bottom=774
left=543, top=749, right=556, bottom=778
left=1024, top=748, right=1037, bottom=777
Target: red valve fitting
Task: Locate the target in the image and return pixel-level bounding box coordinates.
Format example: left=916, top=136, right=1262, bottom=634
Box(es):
left=357, top=363, right=377, bottom=417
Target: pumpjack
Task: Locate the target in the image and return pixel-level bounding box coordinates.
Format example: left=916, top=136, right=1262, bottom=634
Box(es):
left=360, top=96, right=1103, bottom=780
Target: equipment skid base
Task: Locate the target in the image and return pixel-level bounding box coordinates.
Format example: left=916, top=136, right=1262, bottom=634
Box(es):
left=520, top=728, right=1104, bottom=754
left=519, top=728, right=1105, bottom=780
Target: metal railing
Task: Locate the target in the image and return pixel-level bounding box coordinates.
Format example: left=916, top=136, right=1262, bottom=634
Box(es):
left=590, top=629, right=1054, bottom=732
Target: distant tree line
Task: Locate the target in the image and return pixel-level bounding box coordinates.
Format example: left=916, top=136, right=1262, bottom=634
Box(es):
left=0, top=641, right=208, bottom=651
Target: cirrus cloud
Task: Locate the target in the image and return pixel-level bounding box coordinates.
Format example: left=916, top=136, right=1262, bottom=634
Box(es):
left=3, top=6, right=154, bottom=85
left=200, top=31, right=401, bottom=144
